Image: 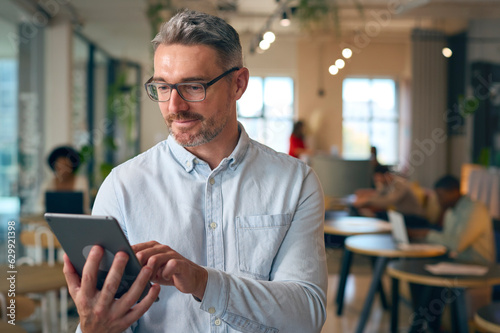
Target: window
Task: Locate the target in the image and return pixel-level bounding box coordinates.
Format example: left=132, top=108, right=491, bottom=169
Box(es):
left=0, top=59, right=18, bottom=197
left=342, top=78, right=398, bottom=165
left=237, top=77, right=294, bottom=153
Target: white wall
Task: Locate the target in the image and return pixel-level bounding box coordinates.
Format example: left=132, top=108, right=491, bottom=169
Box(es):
left=468, top=19, right=500, bottom=64
left=241, top=34, right=298, bottom=78
left=44, top=19, right=73, bottom=158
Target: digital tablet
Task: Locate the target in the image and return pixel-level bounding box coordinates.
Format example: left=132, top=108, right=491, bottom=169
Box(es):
left=44, top=213, right=156, bottom=302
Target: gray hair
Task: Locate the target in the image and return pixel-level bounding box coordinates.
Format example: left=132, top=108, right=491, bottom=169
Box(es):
left=151, top=9, right=243, bottom=70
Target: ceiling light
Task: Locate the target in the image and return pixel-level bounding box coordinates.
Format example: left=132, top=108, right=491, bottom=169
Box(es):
left=442, top=47, right=452, bottom=58
left=280, top=12, right=291, bottom=27
left=263, top=31, right=276, bottom=43
left=329, top=65, right=339, bottom=75
left=335, top=59, right=345, bottom=69
left=259, top=40, right=271, bottom=51
left=342, top=48, right=353, bottom=59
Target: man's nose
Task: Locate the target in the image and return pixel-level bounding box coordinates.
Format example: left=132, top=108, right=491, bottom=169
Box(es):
left=168, top=88, right=189, bottom=112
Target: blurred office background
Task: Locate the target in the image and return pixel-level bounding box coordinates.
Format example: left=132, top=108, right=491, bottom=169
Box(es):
left=1, top=1, right=500, bottom=331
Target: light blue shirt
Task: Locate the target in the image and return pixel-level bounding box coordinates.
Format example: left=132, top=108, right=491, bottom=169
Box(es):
left=81, top=125, right=328, bottom=333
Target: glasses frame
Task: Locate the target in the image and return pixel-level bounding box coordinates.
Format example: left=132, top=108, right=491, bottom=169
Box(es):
left=144, top=67, right=240, bottom=102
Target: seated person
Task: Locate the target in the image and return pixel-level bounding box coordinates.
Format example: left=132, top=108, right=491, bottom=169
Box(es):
left=353, top=165, right=426, bottom=227
left=408, top=175, right=495, bottom=333
left=38, top=145, right=90, bottom=214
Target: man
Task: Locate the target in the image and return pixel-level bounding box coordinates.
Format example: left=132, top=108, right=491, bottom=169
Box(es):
left=64, top=10, right=328, bottom=333
left=424, top=174, right=494, bottom=263
left=408, top=175, right=495, bottom=333
left=353, top=165, right=426, bottom=226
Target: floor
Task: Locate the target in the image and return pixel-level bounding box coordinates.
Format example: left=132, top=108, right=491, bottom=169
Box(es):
left=321, top=247, right=414, bottom=333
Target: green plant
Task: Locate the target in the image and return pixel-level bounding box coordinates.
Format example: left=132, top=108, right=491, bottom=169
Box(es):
left=146, top=0, right=174, bottom=40
left=97, top=66, right=140, bottom=181
left=296, top=0, right=364, bottom=35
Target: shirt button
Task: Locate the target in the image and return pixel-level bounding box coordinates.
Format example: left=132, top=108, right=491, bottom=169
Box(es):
left=210, top=222, right=217, bottom=230
left=209, top=178, right=215, bottom=185
left=208, top=307, right=216, bottom=314
left=186, top=161, right=191, bottom=168
left=215, top=318, right=221, bottom=326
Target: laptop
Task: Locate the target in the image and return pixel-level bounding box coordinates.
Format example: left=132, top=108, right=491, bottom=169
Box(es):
left=387, top=210, right=441, bottom=251
left=45, top=191, right=84, bottom=214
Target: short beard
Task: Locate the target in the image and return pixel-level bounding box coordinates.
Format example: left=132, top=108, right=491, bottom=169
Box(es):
left=167, top=111, right=227, bottom=147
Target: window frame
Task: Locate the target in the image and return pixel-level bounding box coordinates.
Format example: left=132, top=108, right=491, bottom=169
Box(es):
left=342, top=76, right=400, bottom=165
left=237, top=76, right=295, bottom=153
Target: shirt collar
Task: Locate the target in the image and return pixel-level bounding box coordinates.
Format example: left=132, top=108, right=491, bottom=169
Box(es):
left=167, top=122, right=250, bottom=173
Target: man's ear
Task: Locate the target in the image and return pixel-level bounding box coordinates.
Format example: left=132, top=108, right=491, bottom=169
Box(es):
left=234, top=67, right=249, bottom=100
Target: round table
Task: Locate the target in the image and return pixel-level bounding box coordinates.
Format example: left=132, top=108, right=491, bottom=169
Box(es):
left=344, top=235, right=447, bottom=333
left=324, top=216, right=392, bottom=236
left=325, top=216, right=392, bottom=316
left=475, top=303, right=500, bottom=333
left=387, top=259, right=500, bottom=333
left=345, top=235, right=447, bottom=258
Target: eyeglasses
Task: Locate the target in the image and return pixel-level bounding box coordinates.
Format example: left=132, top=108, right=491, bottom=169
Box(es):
left=144, top=67, right=240, bottom=102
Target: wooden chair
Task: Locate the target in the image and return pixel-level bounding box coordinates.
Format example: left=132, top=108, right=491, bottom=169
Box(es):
left=0, top=293, right=36, bottom=321
left=19, top=226, right=68, bottom=333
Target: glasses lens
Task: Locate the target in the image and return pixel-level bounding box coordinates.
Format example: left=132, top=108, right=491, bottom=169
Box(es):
left=146, top=84, right=159, bottom=101
left=178, top=83, right=205, bottom=101
left=156, top=84, right=171, bottom=102
left=147, top=84, right=172, bottom=102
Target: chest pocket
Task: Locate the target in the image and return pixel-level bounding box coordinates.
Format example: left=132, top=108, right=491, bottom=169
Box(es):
left=236, top=214, right=292, bottom=280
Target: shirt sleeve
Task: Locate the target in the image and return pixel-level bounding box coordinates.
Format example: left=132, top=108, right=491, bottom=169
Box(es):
left=197, top=168, right=328, bottom=333
left=75, top=324, right=134, bottom=333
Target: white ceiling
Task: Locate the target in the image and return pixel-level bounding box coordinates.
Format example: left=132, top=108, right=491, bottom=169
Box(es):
left=2, top=0, right=500, bottom=63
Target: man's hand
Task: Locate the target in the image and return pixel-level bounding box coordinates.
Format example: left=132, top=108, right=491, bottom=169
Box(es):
left=63, top=246, right=161, bottom=333
left=132, top=241, right=208, bottom=300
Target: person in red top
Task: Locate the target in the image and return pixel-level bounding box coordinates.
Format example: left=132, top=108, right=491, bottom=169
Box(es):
left=289, top=120, right=308, bottom=158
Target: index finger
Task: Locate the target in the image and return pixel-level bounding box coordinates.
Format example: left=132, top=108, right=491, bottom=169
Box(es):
left=131, top=241, right=158, bottom=253
left=63, top=253, right=81, bottom=298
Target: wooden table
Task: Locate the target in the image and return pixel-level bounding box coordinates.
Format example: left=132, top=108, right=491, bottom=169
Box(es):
left=324, top=216, right=392, bottom=316
left=344, top=234, right=447, bottom=333
left=0, top=263, right=66, bottom=295
left=475, top=302, right=500, bottom=333
left=324, top=216, right=392, bottom=236
left=0, top=321, right=27, bottom=333
left=388, top=259, right=500, bottom=333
